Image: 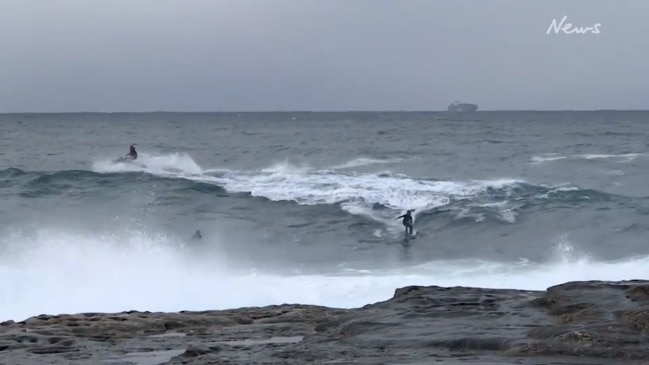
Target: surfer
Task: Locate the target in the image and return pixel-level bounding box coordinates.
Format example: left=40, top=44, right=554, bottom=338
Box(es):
left=125, top=145, right=137, bottom=160
left=191, top=230, right=202, bottom=240
left=396, top=210, right=414, bottom=235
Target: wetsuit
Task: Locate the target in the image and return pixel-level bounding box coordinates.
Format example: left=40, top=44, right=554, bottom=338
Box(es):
left=127, top=147, right=137, bottom=160
left=396, top=212, right=414, bottom=235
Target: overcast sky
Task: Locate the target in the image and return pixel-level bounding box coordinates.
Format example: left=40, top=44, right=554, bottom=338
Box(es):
left=1, top=0, right=648, bottom=112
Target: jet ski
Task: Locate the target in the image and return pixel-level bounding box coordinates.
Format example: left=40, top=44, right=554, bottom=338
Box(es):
left=115, top=145, right=138, bottom=163
left=115, top=156, right=135, bottom=163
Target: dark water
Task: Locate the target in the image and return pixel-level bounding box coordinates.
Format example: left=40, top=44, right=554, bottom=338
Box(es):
left=2, top=111, right=649, bottom=321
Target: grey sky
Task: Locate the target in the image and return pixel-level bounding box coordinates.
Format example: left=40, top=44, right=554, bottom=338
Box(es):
left=1, top=0, right=648, bottom=112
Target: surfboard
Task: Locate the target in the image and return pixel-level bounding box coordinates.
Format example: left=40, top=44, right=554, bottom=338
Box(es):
left=115, top=156, right=139, bottom=163
left=402, top=230, right=418, bottom=243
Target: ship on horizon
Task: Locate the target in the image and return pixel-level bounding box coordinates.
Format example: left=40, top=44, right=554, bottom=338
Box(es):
left=447, top=101, right=478, bottom=112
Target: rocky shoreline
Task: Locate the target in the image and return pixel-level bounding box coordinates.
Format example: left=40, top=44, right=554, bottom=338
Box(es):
left=1, top=280, right=648, bottom=364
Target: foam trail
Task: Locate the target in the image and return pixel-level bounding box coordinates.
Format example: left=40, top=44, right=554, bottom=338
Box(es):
left=328, top=157, right=403, bottom=170
left=91, top=152, right=204, bottom=176
left=576, top=153, right=645, bottom=161
left=2, top=228, right=648, bottom=322
left=531, top=153, right=647, bottom=164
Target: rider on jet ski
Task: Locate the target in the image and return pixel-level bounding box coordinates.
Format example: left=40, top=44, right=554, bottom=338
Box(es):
left=126, top=145, right=137, bottom=160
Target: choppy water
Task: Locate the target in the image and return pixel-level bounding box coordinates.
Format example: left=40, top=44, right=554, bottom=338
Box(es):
left=2, top=111, right=649, bottom=321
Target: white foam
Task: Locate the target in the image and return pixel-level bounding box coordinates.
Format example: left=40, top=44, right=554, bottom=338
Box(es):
left=1, top=228, right=647, bottom=322
left=475, top=201, right=517, bottom=223
left=533, top=185, right=582, bottom=200
left=210, top=167, right=522, bottom=212
left=91, top=152, right=204, bottom=177
left=576, top=153, right=645, bottom=161
left=92, top=154, right=522, bottom=215
left=89, top=155, right=523, bottom=228
left=328, top=157, right=403, bottom=170
left=531, top=154, right=566, bottom=164
left=260, top=159, right=311, bottom=175
left=532, top=153, right=647, bottom=164
left=214, top=170, right=524, bottom=229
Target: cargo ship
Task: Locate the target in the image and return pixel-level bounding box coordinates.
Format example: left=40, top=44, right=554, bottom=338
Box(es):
left=447, top=101, right=478, bottom=112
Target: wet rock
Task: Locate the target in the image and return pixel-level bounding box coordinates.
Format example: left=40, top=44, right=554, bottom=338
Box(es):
left=619, top=308, right=649, bottom=331
left=182, top=345, right=213, bottom=357
left=28, top=345, right=76, bottom=354
left=2, top=280, right=649, bottom=364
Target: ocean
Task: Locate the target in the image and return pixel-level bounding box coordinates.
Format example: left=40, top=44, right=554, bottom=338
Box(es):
left=2, top=111, right=649, bottom=322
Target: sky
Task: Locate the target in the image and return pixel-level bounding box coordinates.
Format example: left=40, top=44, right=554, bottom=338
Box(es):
left=1, top=0, right=648, bottom=112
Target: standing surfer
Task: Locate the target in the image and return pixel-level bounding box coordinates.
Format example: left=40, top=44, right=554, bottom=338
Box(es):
left=396, top=210, right=414, bottom=235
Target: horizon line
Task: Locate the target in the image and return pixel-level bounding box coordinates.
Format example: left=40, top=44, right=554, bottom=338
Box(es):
left=2, top=109, right=649, bottom=114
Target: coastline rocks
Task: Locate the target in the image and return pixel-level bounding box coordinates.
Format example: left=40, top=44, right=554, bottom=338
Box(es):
left=1, top=280, right=649, bottom=364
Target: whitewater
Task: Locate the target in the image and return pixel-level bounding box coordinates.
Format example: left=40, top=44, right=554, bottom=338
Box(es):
left=2, top=111, right=649, bottom=322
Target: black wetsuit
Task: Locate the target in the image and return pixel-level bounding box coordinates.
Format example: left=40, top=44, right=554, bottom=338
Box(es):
left=127, top=148, right=137, bottom=160
left=396, top=212, right=413, bottom=235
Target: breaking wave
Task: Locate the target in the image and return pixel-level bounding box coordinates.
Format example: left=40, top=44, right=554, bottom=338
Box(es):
left=1, top=153, right=632, bottom=230
left=1, top=225, right=648, bottom=322
left=1, top=153, right=648, bottom=322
